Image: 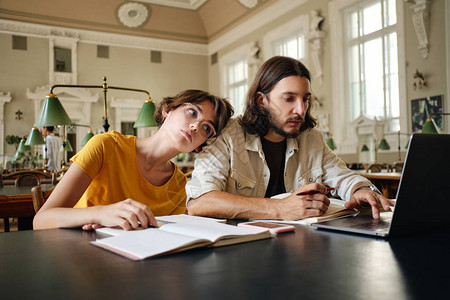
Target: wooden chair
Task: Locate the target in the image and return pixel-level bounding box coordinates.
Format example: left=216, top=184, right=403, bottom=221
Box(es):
left=2, top=170, right=52, bottom=186
left=51, top=169, right=67, bottom=185
left=31, top=186, right=56, bottom=213
left=14, top=173, right=40, bottom=231
left=1, top=172, right=43, bottom=232
left=184, top=170, right=193, bottom=179
left=15, top=174, right=40, bottom=187
left=392, top=162, right=404, bottom=173
left=366, top=163, right=384, bottom=173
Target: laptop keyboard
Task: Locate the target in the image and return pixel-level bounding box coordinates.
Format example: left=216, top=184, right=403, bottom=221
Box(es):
left=348, top=217, right=392, bottom=231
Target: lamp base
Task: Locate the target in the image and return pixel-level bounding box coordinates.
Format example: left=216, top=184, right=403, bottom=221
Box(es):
left=103, top=118, right=110, bottom=132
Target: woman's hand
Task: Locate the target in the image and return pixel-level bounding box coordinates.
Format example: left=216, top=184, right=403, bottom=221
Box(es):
left=87, top=199, right=158, bottom=231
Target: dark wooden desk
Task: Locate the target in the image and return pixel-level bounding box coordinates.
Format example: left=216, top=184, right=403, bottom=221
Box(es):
left=360, top=172, right=401, bottom=198
left=0, top=225, right=448, bottom=299
left=0, top=184, right=54, bottom=231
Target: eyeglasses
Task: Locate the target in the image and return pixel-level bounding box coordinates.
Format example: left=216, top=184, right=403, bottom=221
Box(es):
left=182, top=103, right=216, bottom=140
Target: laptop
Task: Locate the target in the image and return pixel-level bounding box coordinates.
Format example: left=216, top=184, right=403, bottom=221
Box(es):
left=312, top=134, right=450, bottom=237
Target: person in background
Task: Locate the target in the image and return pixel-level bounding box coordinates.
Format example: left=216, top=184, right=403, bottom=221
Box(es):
left=186, top=56, right=394, bottom=221
left=33, top=90, right=233, bottom=230
left=41, top=126, right=63, bottom=171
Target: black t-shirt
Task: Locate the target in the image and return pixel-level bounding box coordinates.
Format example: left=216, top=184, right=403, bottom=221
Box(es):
left=261, top=138, right=287, bottom=198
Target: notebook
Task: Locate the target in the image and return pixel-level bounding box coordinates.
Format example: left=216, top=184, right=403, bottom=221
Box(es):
left=312, top=134, right=450, bottom=237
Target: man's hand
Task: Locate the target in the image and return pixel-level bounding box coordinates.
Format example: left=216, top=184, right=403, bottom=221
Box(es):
left=277, top=183, right=331, bottom=220
left=345, top=187, right=395, bottom=219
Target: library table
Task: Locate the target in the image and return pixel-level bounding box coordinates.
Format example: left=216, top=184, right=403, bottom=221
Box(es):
left=0, top=224, right=448, bottom=299
left=359, top=171, right=401, bottom=198
left=0, top=184, right=54, bottom=231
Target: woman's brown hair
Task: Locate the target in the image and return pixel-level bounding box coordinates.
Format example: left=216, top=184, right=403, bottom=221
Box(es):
left=155, top=89, right=233, bottom=140
left=239, top=56, right=317, bottom=136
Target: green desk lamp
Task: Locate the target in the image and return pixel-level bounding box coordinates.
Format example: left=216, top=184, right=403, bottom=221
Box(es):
left=378, top=137, right=391, bottom=150
left=361, top=144, right=369, bottom=152
left=34, top=94, right=72, bottom=127
left=421, top=118, right=439, bottom=134
left=25, top=127, right=45, bottom=146
left=25, top=127, right=46, bottom=168
left=326, top=135, right=337, bottom=150
left=60, top=139, right=74, bottom=152
left=134, top=99, right=157, bottom=127
left=17, top=138, right=32, bottom=153
left=81, top=130, right=95, bottom=146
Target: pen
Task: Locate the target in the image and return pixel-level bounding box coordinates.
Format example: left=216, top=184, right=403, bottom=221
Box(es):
left=296, top=187, right=334, bottom=196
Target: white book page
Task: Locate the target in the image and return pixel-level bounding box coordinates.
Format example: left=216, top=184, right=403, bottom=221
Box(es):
left=95, top=215, right=227, bottom=237
left=156, top=214, right=226, bottom=224
left=92, top=228, right=208, bottom=260
left=160, top=221, right=269, bottom=242
left=95, top=227, right=136, bottom=236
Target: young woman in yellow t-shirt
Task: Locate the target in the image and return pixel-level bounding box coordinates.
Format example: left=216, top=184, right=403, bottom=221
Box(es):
left=33, top=90, right=233, bottom=230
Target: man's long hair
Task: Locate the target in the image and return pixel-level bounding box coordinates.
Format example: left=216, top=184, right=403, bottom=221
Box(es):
left=239, top=56, right=317, bottom=136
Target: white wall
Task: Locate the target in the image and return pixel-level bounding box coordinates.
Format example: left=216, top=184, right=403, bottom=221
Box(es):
left=207, top=0, right=449, bottom=163
left=0, top=31, right=208, bottom=154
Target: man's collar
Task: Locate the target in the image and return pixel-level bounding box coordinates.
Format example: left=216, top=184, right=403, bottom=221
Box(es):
left=244, top=132, right=299, bottom=154
left=244, top=132, right=262, bottom=152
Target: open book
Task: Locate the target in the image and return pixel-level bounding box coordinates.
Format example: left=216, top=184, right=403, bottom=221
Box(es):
left=304, top=198, right=363, bottom=223
left=92, top=219, right=272, bottom=261
left=263, top=196, right=363, bottom=225
left=95, top=214, right=227, bottom=236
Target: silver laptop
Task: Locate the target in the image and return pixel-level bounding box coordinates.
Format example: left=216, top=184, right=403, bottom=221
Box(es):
left=312, top=134, right=450, bottom=237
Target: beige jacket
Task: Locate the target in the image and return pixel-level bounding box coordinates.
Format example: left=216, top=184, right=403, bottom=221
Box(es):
left=186, top=118, right=370, bottom=203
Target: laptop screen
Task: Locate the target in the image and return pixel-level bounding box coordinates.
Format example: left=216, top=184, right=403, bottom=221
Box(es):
left=313, top=134, right=450, bottom=238
left=389, top=134, right=450, bottom=236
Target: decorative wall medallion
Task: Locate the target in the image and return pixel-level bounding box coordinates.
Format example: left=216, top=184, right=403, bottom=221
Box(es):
left=117, top=2, right=150, bottom=28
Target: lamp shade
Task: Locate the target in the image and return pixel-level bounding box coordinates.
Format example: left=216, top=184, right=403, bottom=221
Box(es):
left=421, top=118, right=439, bottom=134
left=134, top=99, right=157, bottom=128
left=81, top=130, right=95, bottom=146
left=25, top=127, right=45, bottom=145
left=35, top=94, right=72, bottom=127
left=326, top=136, right=337, bottom=150
left=12, top=151, right=25, bottom=162
left=361, top=144, right=369, bottom=152
left=60, top=139, right=73, bottom=152
left=378, top=137, right=391, bottom=150
left=17, top=139, right=32, bottom=153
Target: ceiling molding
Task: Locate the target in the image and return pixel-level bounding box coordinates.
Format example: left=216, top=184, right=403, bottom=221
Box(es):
left=139, top=0, right=207, bottom=10
left=0, top=7, right=207, bottom=43
left=207, top=0, right=308, bottom=55
left=0, top=19, right=208, bottom=56
left=238, top=0, right=258, bottom=9
left=1, top=0, right=308, bottom=56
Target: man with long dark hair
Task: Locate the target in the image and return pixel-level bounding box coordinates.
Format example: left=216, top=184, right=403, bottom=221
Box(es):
left=186, top=56, right=393, bottom=221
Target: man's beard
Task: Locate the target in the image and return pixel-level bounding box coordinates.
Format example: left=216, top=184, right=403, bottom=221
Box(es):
left=267, top=107, right=303, bottom=138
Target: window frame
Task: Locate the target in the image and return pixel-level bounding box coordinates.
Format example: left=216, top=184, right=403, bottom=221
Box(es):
left=219, top=44, right=249, bottom=116
left=345, top=0, right=398, bottom=124
left=227, top=60, right=248, bottom=116
left=329, top=0, right=407, bottom=154
left=272, top=31, right=306, bottom=60
left=263, top=14, right=309, bottom=62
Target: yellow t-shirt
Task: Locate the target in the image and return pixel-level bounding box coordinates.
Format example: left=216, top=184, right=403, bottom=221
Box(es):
left=71, top=131, right=187, bottom=215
